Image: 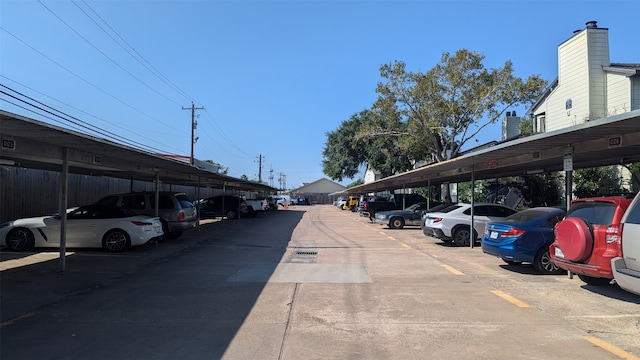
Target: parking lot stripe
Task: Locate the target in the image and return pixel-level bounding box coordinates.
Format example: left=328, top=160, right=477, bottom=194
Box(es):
left=491, top=290, right=530, bottom=308
left=0, top=312, right=34, bottom=328
left=441, top=264, right=465, bottom=275
left=582, top=336, right=640, bottom=360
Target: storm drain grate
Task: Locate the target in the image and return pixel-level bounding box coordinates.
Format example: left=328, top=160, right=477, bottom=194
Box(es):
left=294, top=251, right=318, bottom=255
left=287, top=244, right=318, bottom=263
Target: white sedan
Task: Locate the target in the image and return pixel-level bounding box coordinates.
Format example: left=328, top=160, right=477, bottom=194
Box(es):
left=422, top=203, right=518, bottom=246
left=0, top=205, right=164, bottom=253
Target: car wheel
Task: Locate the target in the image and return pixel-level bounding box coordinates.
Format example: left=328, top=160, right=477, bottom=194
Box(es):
left=247, top=206, right=257, bottom=218
left=102, top=229, right=130, bottom=253
left=168, top=231, right=183, bottom=239
left=226, top=210, right=238, bottom=219
left=453, top=227, right=472, bottom=247
left=6, top=228, right=35, bottom=251
left=534, top=248, right=563, bottom=274
left=577, top=274, right=612, bottom=286
left=502, top=259, right=523, bottom=265
left=390, top=217, right=405, bottom=229
left=160, top=221, right=169, bottom=242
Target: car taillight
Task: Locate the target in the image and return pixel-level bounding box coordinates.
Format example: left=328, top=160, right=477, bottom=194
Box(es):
left=605, top=224, right=621, bottom=244
left=177, top=211, right=185, bottom=221
left=363, top=202, right=369, bottom=211
left=501, top=227, right=526, bottom=238
left=433, top=217, right=443, bottom=223
left=131, top=221, right=152, bottom=226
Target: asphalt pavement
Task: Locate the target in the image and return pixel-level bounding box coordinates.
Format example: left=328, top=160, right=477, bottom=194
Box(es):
left=1, top=205, right=639, bottom=359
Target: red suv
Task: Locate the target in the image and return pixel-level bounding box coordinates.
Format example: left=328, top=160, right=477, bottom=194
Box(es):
left=550, top=195, right=634, bottom=285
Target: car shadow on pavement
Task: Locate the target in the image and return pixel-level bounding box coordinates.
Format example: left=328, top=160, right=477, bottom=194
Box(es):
left=497, top=264, right=548, bottom=276
left=580, top=284, right=640, bottom=304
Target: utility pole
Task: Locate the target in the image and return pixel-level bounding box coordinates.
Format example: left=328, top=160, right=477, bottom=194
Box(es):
left=278, top=172, right=286, bottom=190
left=256, top=154, right=264, bottom=182
left=182, top=102, right=204, bottom=165
left=269, top=166, right=274, bottom=188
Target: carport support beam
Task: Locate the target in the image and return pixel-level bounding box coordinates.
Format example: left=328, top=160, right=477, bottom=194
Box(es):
left=470, top=167, right=475, bottom=249
left=58, top=147, right=69, bottom=273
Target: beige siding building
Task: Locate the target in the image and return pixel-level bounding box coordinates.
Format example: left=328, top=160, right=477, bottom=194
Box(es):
left=529, top=21, right=640, bottom=132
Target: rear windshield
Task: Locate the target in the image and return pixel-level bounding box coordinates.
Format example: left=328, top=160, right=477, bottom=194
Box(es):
left=504, top=208, right=565, bottom=224
left=438, top=205, right=461, bottom=213
left=176, top=194, right=194, bottom=208
left=567, top=201, right=617, bottom=225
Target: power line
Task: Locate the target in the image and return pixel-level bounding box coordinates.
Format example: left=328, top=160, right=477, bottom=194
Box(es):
left=1, top=83, right=170, bottom=154
left=1, top=75, right=186, bottom=155
left=37, top=0, right=182, bottom=107
left=75, top=0, right=194, bottom=102
left=0, top=26, right=185, bottom=135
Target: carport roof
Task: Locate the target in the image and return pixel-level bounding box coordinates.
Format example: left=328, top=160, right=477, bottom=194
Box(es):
left=345, top=110, right=640, bottom=194
left=0, top=110, right=276, bottom=192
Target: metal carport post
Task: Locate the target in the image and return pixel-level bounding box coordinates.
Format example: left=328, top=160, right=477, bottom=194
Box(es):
left=58, top=147, right=69, bottom=272
left=469, top=165, right=475, bottom=249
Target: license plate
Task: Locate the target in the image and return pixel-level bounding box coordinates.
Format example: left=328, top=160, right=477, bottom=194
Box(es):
left=490, top=231, right=499, bottom=239
left=555, top=247, right=564, bottom=258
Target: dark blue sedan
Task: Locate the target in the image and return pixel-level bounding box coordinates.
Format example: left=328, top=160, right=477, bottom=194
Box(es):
left=481, top=207, right=566, bottom=274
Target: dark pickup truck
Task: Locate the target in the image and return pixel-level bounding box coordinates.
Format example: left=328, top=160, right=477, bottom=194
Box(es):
left=359, top=194, right=427, bottom=220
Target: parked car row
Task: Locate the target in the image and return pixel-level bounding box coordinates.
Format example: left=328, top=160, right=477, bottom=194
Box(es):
left=0, top=204, right=165, bottom=253
left=366, top=193, right=640, bottom=296
left=1, top=191, right=284, bottom=254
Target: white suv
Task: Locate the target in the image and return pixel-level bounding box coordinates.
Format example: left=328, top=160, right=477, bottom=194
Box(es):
left=611, top=192, right=640, bottom=296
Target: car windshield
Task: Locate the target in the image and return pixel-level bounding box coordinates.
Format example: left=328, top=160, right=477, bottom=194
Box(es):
left=405, top=203, right=422, bottom=211
left=567, top=201, right=617, bottom=225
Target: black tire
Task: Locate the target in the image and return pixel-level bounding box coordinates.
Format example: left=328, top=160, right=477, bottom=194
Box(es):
left=168, top=231, right=183, bottom=239
left=102, top=229, right=130, bottom=253
left=160, top=221, right=169, bottom=242
left=453, top=227, right=472, bottom=247
left=533, top=248, right=563, bottom=274
left=6, top=228, right=35, bottom=251
left=226, top=209, right=238, bottom=220
left=577, top=274, right=612, bottom=286
left=247, top=206, right=257, bottom=218
left=390, top=217, right=405, bottom=229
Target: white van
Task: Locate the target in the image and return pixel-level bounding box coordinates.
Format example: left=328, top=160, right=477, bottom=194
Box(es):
left=611, top=192, right=640, bottom=296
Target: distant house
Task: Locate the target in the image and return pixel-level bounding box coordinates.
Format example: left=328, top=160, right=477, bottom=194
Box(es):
left=528, top=21, right=640, bottom=132
left=290, top=178, right=347, bottom=204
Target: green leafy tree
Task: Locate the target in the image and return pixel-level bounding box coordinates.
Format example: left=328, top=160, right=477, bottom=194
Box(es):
left=518, top=173, right=563, bottom=207
left=346, top=179, right=364, bottom=188
left=322, top=111, right=368, bottom=181
left=322, top=110, right=414, bottom=181
left=374, top=50, right=547, bottom=162
left=573, top=166, right=624, bottom=198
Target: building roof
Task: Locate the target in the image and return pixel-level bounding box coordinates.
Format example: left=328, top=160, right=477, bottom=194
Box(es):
left=291, top=178, right=346, bottom=194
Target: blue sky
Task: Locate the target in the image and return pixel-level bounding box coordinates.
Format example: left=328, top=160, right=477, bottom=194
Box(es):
left=1, top=1, right=638, bottom=189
